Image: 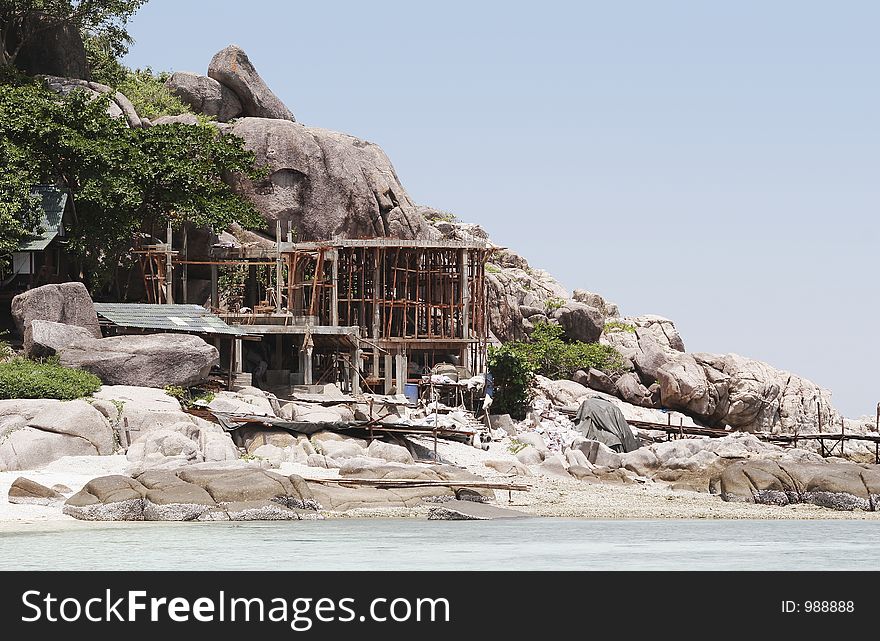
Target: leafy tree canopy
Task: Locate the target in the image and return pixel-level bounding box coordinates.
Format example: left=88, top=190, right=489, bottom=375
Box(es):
left=488, top=322, right=626, bottom=419
left=0, top=0, right=146, bottom=66
left=0, top=70, right=264, bottom=289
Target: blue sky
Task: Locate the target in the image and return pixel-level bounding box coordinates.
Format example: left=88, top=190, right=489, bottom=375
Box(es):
left=124, top=1, right=879, bottom=417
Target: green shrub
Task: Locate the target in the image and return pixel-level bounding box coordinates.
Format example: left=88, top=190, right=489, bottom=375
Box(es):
left=485, top=263, right=502, bottom=274
left=0, top=358, right=102, bottom=400
left=117, top=68, right=192, bottom=121
left=490, top=323, right=625, bottom=417
left=163, top=385, right=215, bottom=408
left=604, top=320, right=636, bottom=334
left=0, top=330, right=13, bottom=361
left=544, top=296, right=566, bottom=312
left=488, top=344, right=534, bottom=420
left=424, top=210, right=457, bottom=223
left=511, top=322, right=625, bottom=380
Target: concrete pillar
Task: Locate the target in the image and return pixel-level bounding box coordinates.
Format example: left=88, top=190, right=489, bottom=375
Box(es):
left=384, top=354, right=393, bottom=394
left=351, top=347, right=361, bottom=396
left=372, top=249, right=381, bottom=338
left=300, top=347, right=314, bottom=385
left=234, top=339, right=243, bottom=373
left=165, top=221, right=173, bottom=305
left=395, top=353, right=407, bottom=396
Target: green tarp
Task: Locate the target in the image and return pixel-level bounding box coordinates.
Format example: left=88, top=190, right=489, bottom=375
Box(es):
left=574, top=396, right=641, bottom=453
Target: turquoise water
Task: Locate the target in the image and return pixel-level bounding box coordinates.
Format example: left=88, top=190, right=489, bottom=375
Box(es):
left=1, top=519, right=878, bottom=571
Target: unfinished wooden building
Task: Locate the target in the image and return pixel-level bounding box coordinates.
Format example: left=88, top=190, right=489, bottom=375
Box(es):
left=144, top=231, right=494, bottom=396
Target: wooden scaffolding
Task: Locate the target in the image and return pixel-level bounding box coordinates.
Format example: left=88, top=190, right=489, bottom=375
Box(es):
left=149, top=234, right=495, bottom=395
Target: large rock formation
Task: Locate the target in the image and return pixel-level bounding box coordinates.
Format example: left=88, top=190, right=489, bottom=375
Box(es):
left=9, top=15, right=89, bottom=79
left=226, top=118, right=435, bottom=240
left=92, top=385, right=198, bottom=434
left=61, top=462, right=492, bottom=520
left=11, top=282, right=102, bottom=339
left=165, top=71, right=242, bottom=122
left=208, top=45, right=295, bottom=121
left=24, top=320, right=95, bottom=358
left=8, top=477, right=66, bottom=505
left=716, top=459, right=880, bottom=512
left=0, top=399, right=114, bottom=471
left=586, top=316, right=841, bottom=434
left=552, top=302, right=604, bottom=343
left=484, top=249, right=570, bottom=342
left=125, top=418, right=240, bottom=474
left=59, top=334, right=219, bottom=388
left=62, top=468, right=322, bottom=521
left=44, top=76, right=144, bottom=128
left=572, top=289, right=620, bottom=318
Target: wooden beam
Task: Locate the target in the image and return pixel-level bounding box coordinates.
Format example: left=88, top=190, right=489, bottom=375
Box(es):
left=275, top=221, right=283, bottom=313
left=330, top=248, right=339, bottom=326
left=165, top=221, right=173, bottom=305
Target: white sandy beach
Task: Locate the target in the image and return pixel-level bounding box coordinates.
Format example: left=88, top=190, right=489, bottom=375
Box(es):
left=4, top=439, right=880, bottom=533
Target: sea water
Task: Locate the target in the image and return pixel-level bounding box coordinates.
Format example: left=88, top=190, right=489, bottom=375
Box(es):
left=1, top=519, right=877, bottom=571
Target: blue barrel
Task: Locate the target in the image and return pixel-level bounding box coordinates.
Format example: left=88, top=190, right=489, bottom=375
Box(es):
left=403, top=383, right=420, bottom=403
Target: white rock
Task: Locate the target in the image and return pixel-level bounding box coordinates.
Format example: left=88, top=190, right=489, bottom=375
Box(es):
left=252, top=444, right=287, bottom=467
left=515, top=445, right=544, bottom=466
left=306, top=454, right=342, bottom=469
left=320, top=440, right=365, bottom=460
left=139, top=429, right=201, bottom=462
left=25, top=399, right=113, bottom=455
left=366, top=440, right=414, bottom=464
left=516, top=431, right=549, bottom=452
left=0, top=427, right=98, bottom=471
left=565, top=448, right=593, bottom=469
left=208, top=391, right=275, bottom=417
left=200, top=431, right=239, bottom=462
left=483, top=459, right=533, bottom=476
left=537, top=453, right=571, bottom=478
left=619, top=448, right=659, bottom=476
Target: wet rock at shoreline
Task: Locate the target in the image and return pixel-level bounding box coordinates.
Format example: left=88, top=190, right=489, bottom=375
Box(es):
left=8, top=477, right=66, bottom=505
left=427, top=500, right=529, bottom=520
left=63, top=468, right=321, bottom=521
left=716, top=459, right=880, bottom=511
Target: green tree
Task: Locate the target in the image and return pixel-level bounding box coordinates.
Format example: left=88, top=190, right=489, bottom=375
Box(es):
left=488, top=322, right=626, bottom=418
left=83, top=31, right=126, bottom=85
left=0, top=0, right=146, bottom=67
left=0, top=75, right=265, bottom=291
left=488, top=343, right=534, bottom=420
left=512, top=322, right=625, bottom=380
left=0, top=141, right=42, bottom=255
left=116, top=67, right=190, bottom=119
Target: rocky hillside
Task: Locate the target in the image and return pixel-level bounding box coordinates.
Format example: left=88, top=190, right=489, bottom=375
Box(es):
left=35, top=42, right=857, bottom=437
left=166, top=45, right=436, bottom=241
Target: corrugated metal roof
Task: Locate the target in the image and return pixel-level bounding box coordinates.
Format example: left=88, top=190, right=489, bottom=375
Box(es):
left=17, top=186, right=68, bottom=252
left=93, top=303, right=247, bottom=337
